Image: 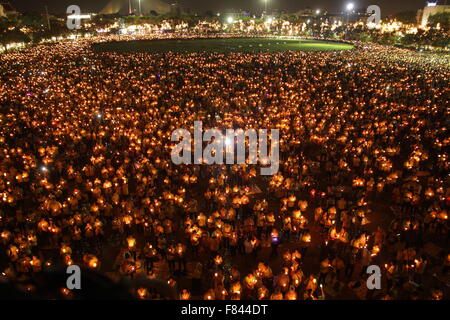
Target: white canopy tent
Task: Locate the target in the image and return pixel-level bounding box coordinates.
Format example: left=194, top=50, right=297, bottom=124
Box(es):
left=100, top=0, right=172, bottom=15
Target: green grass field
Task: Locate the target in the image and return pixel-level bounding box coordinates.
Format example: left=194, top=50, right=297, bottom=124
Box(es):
left=93, top=38, right=353, bottom=54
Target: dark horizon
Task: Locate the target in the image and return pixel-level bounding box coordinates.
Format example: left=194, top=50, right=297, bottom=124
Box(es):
left=7, top=0, right=435, bottom=16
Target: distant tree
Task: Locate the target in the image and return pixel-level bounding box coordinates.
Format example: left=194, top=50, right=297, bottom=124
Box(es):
left=0, top=16, right=30, bottom=50
left=425, top=28, right=450, bottom=48
left=91, top=15, right=117, bottom=29
left=393, top=11, right=417, bottom=25
left=428, top=12, right=450, bottom=30
left=279, top=14, right=291, bottom=21
left=400, top=33, right=418, bottom=45
left=414, top=29, right=432, bottom=47
left=321, top=27, right=334, bottom=39
left=20, top=13, right=45, bottom=30
left=123, top=15, right=142, bottom=25
left=18, top=13, right=47, bottom=42
left=378, top=32, right=401, bottom=45
left=31, top=17, right=69, bottom=42
left=432, top=36, right=449, bottom=48
left=358, top=31, right=372, bottom=42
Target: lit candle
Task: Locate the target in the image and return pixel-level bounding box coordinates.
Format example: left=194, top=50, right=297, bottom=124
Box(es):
left=214, top=255, right=223, bottom=265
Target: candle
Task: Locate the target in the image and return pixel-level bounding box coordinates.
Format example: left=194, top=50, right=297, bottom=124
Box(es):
left=258, top=286, right=268, bottom=299
left=204, top=289, right=215, bottom=300
left=283, top=251, right=292, bottom=262
left=241, top=195, right=250, bottom=205
left=231, top=282, right=241, bottom=295
left=298, top=200, right=308, bottom=211
left=244, top=273, right=257, bottom=289
left=371, top=245, right=380, bottom=256
left=285, top=290, right=297, bottom=300
left=83, top=254, right=99, bottom=269
left=38, top=220, right=49, bottom=232
left=60, top=288, right=71, bottom=297
left=123, top=215, right=133, bottom=225
left=60, top=244, right=72, bottom=256
left=137, top=288, right=148, bottom=299
left=127, top=236, right=136, bottom=249
left=302, top=233, right=312, bottom=243
left=214, top=255, right=223, bottom=265
left=167, top=279, right=177, bottom=287
left=278, top=274, right=289, bottom=289
left=270, top=291, right=283, bottom=300
left=293, top=210, right=301, bottom=219
left=180, top=289, right=190, bottom=300
left=0, top=230, right=11, bottom=244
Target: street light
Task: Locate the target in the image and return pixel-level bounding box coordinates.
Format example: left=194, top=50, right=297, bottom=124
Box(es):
left=316, top=9, right=321, bottom=15
left=345, top=3, right=354, bottom=38
left=346, top=3, right=355, bottom=23
left=138, top=0, right=142, bottom=15
left=227, top=16, right=234, bottom=24
left=263, top=0, right=268, bottom=13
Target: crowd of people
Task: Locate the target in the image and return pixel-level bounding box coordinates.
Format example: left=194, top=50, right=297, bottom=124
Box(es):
left=0, top=34, right=448, bottom=300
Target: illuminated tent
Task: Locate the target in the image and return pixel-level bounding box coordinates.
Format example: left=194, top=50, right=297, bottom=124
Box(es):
left=100, top=0, right=171, bottom=15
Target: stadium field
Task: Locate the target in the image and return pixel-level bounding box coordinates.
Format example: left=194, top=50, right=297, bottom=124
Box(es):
left=93, top=37, right=354, bottom=53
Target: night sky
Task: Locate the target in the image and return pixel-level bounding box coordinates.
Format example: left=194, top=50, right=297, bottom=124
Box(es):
left=9, top=0, right=434, bottom=16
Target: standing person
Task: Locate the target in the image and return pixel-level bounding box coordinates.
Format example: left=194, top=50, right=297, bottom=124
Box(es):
left=143, top=243, right=157, bottom=273
left=191, top=261, right=204, bottom=296
left=244, top=237, right=254, bottom=255
left=345, top=250, right=357, bottom=279
left=237, top=232, right=245, bottom=255
left=176, top=242, right=187, bottom=275
left=319, top=257, right=331, bottom=284
left=167, top=244, right=176, bottom=274
left=270, top=229, right=280, bottom=258
left=359, top=246, right=373, bottom=283
left=229, top=232, right=238, bottom=256
left=332, top=255, right=345, bottom=280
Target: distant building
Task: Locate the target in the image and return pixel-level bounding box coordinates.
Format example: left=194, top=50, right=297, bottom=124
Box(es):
left=170, top=3, right=181, bottom=16
left=416, top=2, right=450, bottom=26
left=293, top=7, right=360, bottom=24
left=0, top=2, right=16, bottom=17
left=325, top=13, right=346, bottom=24
left=294, top=8, right=315, bottom=17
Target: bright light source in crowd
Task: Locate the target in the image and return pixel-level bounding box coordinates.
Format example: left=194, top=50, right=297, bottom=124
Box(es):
left=307, top=19, right=311, bottom=24
left=41, top=166, right=48, bottom=172
left=427, top=2, right=437, bottom=6
left=316, top=9, right=321, bottom=14
left=227, top=17, right=234, bottom=24
left=97, top=113, right=102, bottom=119
left=346, top=3, right=354, bottom=11
left=225, top=137, right=232, bottom=146
left=266, top=17, right=273, bottom=24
